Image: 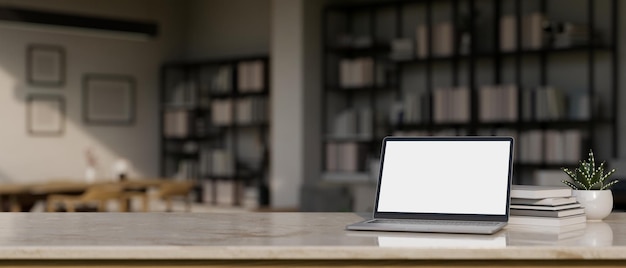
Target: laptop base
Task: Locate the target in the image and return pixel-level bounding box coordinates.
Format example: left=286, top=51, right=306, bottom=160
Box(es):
left=346, top=219, right=506, bottom=235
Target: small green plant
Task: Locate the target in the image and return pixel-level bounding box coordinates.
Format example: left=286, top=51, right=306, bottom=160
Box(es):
left=562, top=149, right=618, bottom=190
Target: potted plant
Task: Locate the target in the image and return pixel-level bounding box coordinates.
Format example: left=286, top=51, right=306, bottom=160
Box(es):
left=562, top=149, right=619, bottom=221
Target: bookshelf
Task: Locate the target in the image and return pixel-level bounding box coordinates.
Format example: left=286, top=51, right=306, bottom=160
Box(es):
left=322, top=0, right=618, bottom=186
left=160, top=56, right=270, bottom=207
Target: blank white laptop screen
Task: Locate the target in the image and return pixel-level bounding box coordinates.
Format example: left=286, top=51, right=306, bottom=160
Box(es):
left=376, top=139, right=511, bottom=215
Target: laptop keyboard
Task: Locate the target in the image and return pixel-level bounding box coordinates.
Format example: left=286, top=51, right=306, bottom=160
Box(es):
left=370, top=219, right=502, bottom=227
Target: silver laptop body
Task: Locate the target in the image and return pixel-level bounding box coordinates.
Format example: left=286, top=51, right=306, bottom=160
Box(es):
left=346, top=136, right=514, bottom=235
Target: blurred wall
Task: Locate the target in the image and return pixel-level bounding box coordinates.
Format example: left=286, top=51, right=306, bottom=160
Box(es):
left=0, top=0, right=187, bottom=183
left=186, top=0, right=270, bottom=59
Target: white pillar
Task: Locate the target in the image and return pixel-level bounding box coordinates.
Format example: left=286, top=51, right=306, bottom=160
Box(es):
left=270, top=0, right=305, bottom=209
left=270, top=0, right=323, bottom=209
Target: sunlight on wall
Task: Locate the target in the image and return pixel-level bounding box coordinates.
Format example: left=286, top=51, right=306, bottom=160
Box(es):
left=0, top=24, right=160, bottom=184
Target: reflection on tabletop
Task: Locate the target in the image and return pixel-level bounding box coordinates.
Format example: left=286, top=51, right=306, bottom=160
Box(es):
left=346, top=221, right=615, bottom=248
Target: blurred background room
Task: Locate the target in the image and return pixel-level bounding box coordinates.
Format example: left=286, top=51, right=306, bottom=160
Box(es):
left=0, top=0, right=624, bottom=213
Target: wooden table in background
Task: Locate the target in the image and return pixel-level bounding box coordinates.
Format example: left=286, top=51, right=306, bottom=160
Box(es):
left=0, top=179, right=169, bottom=212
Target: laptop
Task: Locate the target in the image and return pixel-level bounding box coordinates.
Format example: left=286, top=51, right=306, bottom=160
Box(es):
left=346, top=136, right=514, bottom=234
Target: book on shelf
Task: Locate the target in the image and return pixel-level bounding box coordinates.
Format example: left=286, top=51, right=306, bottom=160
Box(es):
left=211, top=99, right=233, bottom=126
left=339, top=57, right=374, bottom=88
left=325, top=142, right=368, bottom=173
left=478, top=84, right=518, bottom=122
left=237, top=60, right=265, bottom=93
left=500, top=15, right=517, bottom=52
left=510, top=207, right=584, bottom=218
left=433, top=22, right=454, bottom=56
left=522, top=12, right=546, bottom=49
left=510, top=185, right=572, bottom=199
left=432, top=87, right=470, bottom=124
left=415, top=25, right=428, bottom=58
left=512, top=196, right=577, bottom=206
left=164, top=110, right=190, bottom=138
left=508, top=214, right=586, bottom=227
left=236, top=97, right=268, bottom=125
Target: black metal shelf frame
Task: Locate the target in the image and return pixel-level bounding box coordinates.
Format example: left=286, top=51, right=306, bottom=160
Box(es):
left=159, top=56, right=270, bottom=206
left=321, top=0, right=619, bottom=182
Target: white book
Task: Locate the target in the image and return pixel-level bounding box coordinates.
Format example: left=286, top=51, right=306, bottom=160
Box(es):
left=511, top=185, right=572, bottom=199
left=433, top=22, right=454, bottom=56
left=510, top=203, right=581, bottom=211
left=523, top=12, right=545, bottom=49
left=415, top=25, right=428, bottom=58
left=508, top=214, right=586, bottom=227
left=250, top=60, right=264, bottom=92
left=433, top=88, right=446, bottom=123
left=500, top=15, right=517, bottom=51
left=326, top=143, right=338, bottom=172
left=237, top=61, right=250, bottom=92
left=342, top=143, right=359, bottom=172
left=511, top=197, right=578, bottom=206
left=339, top=59, right=352, bottom=88
left=504, top=84, right=518, bottom=122
left=456, top=87, right=470, bottom=123
left=360, top=57, right=374, bottom=87
left=510, top=207, right=584, bottom=218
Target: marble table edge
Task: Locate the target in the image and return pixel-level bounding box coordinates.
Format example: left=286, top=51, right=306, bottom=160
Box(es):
left=2, top=246, right=626, bottom=260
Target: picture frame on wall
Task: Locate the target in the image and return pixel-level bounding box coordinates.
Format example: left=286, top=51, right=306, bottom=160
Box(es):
left=83, top=74, right=135, bottom=125
left=26, top=44, right=65, bottom=87
left=27, top=94, right=65, bottom=136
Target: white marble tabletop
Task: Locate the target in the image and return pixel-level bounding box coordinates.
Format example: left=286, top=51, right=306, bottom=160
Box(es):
left=0, top=212, right=625, bottom=260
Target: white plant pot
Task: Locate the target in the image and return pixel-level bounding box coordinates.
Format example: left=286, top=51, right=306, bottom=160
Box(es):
left=573, top=190, right=613, bottom=221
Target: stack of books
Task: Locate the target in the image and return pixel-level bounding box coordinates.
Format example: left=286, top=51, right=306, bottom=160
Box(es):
left=509, top=185, right=586, bottom=227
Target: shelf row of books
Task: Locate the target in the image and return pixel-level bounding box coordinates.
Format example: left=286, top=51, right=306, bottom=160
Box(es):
left=211, top=97, right=269, bottom=126
left=507, top=185, right=586, bottom=243
left=168, top=61, right=264, bottom=100
left=387, top=84, right=590, bottom=126
left=332, top=108, right=373, bottom=139
left=501, top=12, right=595, bottom=51
left=517, top=129, right=584, bottom=164
left=325, top=142, right=368, bottom=172
left=480, top=84, right=591, bottom=122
